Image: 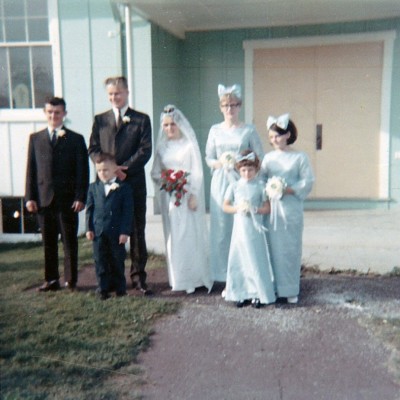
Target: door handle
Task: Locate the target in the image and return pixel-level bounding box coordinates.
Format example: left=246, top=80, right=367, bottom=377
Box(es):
left=316, top=124, right=322, bottom=150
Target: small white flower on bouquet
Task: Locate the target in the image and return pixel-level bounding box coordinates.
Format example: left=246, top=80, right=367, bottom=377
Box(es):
left=237, top=199, right=251, bottom=214
left=58, top=129, right=66, bottom=137
left=109, top=182, right=120, bottom=191
left=219, top=151, right=236, bottom=170
left=266, top=176, right=287, bottom=200
left=122, top=116, right=131, bottom=124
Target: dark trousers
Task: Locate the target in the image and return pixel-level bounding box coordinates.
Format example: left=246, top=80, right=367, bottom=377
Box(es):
left=129, top=188, right=148, bottom=287
left=37, top=205, right=78, bottom=284
left=93, top=234, right=127, bottom=294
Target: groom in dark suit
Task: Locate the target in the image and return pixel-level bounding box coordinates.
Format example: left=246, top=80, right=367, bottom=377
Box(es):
left=25, top=97, right=89, bottom=291
left=88, top=76, right=152, bottom=294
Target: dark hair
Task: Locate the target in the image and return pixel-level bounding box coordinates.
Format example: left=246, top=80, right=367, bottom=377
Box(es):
left=235, top=149, right=260, bottom=170
left=104, top=76, right=128, bottom=89
left=269, top=120, right=298, bottom=145
left=94, top=153, right=117, bottom=164
left=45, top=96, right=66, bottom=111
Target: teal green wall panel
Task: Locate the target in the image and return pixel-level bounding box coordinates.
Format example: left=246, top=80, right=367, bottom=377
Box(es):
left=151, top=25, right=182, bottom=142
left=58, top=0, right=122, bottom=182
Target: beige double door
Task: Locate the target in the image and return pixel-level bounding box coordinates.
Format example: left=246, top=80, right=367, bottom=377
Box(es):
left=252, top=41, right=383, bottom=199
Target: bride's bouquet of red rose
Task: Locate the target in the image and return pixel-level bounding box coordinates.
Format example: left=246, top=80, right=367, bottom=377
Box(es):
left=160, top=169, right=190, bottom=206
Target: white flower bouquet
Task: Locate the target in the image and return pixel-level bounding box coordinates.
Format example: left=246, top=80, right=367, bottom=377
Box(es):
left=266, top=176, right=287, bottom=200
left=237, top=199, right=251, bottom=214
left=219, top=151, right=236, bottom=170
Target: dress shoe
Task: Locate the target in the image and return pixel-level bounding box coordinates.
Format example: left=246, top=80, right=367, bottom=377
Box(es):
left=38, top=280, right=60, bottom=292
left=139, top=287, right=153, bottom=296
left=64, top=282, right=76, bottom=291
left=99, top=291, right=110, bottom=301
left=287, top=296, right=298, bottom=304
left=116, top=291, right=127, bottom=297
left=251, top=298, right=261, bottom=309
left=134, top=281, right=153, bottom=295
left=236, top=300, right=245, bottom=308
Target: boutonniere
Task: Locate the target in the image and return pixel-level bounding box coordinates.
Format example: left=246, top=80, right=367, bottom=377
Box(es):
left=58, top=129, right=66, bottom=137
left=110, top=182, right=120, bottom=191
left=122, top=116, right=131, bottom=124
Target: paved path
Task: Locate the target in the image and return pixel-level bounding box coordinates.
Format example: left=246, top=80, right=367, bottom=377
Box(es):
left=137, top=275, right=400, bottom=400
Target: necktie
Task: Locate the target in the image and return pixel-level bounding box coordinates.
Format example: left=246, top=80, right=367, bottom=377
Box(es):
left=51, top=130, right=57, bottom=147
left=117, top=110, right=123, bottom=130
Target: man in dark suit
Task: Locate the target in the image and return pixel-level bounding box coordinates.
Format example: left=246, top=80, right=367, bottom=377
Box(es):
left=88, top=76, right=152, bottom=294
left=25, top=97, right=89, bottom=291
left=85, top=153, right=133, bottom=300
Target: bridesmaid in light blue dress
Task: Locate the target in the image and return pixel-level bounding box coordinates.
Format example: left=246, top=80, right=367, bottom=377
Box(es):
left=205, top=84, right=264, bottom=283
left=260, top=114, right=314, bottom=304
left=223, top=150, right=275, bottom=308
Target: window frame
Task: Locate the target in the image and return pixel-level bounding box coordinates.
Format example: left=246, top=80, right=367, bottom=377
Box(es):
left=0, top=0, right=61, bottom=122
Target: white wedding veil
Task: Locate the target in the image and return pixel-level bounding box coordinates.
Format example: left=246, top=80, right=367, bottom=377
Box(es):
left=153, top=105, right=207, bottom=214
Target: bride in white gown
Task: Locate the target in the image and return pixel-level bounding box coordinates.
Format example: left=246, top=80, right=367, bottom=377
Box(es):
left=151, top=105, right=213, bottom=294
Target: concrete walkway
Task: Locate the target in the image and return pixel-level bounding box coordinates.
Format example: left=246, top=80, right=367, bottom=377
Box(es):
left=146, top=208, right=400, bottom=275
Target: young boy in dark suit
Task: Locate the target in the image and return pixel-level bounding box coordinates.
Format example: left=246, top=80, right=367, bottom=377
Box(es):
left=86, top=153, right=133, bottom=300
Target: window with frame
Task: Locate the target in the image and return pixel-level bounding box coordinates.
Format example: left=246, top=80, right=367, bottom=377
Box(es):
left=0, top=0, right=54, bottom=109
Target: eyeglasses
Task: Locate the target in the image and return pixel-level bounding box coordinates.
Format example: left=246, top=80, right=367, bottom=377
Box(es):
left=220, top=103, right=240, bottom=109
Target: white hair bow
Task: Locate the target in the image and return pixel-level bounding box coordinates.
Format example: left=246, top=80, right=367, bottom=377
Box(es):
left=266, top=113, right=290, bottom=130
left=218, top=84, right=241, bottom=99
left=236, top=152, right=255, bottom=162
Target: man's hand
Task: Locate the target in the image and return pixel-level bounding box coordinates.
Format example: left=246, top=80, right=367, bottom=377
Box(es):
left=72, top=201, right=85, bottom=212
left=119, top=234, right=129, bottom=244
left=115, top=166, right=128, bottom=181
left=86, top=231, right=94, bottom=241
left=26, top=200, right=38, bottom=213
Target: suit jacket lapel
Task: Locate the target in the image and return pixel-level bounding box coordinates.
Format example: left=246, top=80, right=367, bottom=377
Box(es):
left=95, top=181, right=106, bottom=207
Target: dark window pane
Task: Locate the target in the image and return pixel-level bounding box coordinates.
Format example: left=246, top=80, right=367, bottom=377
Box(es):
left=28, top=17, right=49, bottom=41
left=3, top=0, right=24, bottom=17
left=2, top=198, right=22, bottom=233
left=10, top=47, right=32, bottom=108
left=27, top=0, right=48, bottom=17
left=5, top=18, right=26, bottom=42
left=0, top=48, right=10, bottom=108
left=1, top=198, right=39, bottom=234
left=32, top=46, right=53, bottom=107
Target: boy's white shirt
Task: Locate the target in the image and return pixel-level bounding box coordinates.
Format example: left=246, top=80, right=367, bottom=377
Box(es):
left=104, top=177, right=117, bottom=196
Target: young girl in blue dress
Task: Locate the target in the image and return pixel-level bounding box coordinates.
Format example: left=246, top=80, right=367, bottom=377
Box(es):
left=223, top=150, right=276, bottom=308
left=261, top=114, right=314, bottom=304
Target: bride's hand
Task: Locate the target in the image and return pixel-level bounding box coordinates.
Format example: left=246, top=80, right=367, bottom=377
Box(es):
left=188, top=194, right=197, bottom=211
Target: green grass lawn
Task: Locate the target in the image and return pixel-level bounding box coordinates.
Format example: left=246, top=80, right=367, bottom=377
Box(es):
left=0, top=239, right=178, bottom=400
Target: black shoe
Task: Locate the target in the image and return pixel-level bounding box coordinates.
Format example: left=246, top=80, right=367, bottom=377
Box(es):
left=116, top=291, right=127, bottom=297
left=236, top=300, right=245, bottom=308
left=251, top=298, right=261, bottom=309
left=139, top=287, right=153, bottom=296
left=64, top=282, right=76, bottom=291
left=136, top=281, right=153, bottom=296
left=38, top=280, right=60, bottom=292
left=99, top=291, right=110, bottom=301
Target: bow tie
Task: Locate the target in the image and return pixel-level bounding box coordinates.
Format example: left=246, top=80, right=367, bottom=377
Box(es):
left=104, top=180, right=115, bottom=185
